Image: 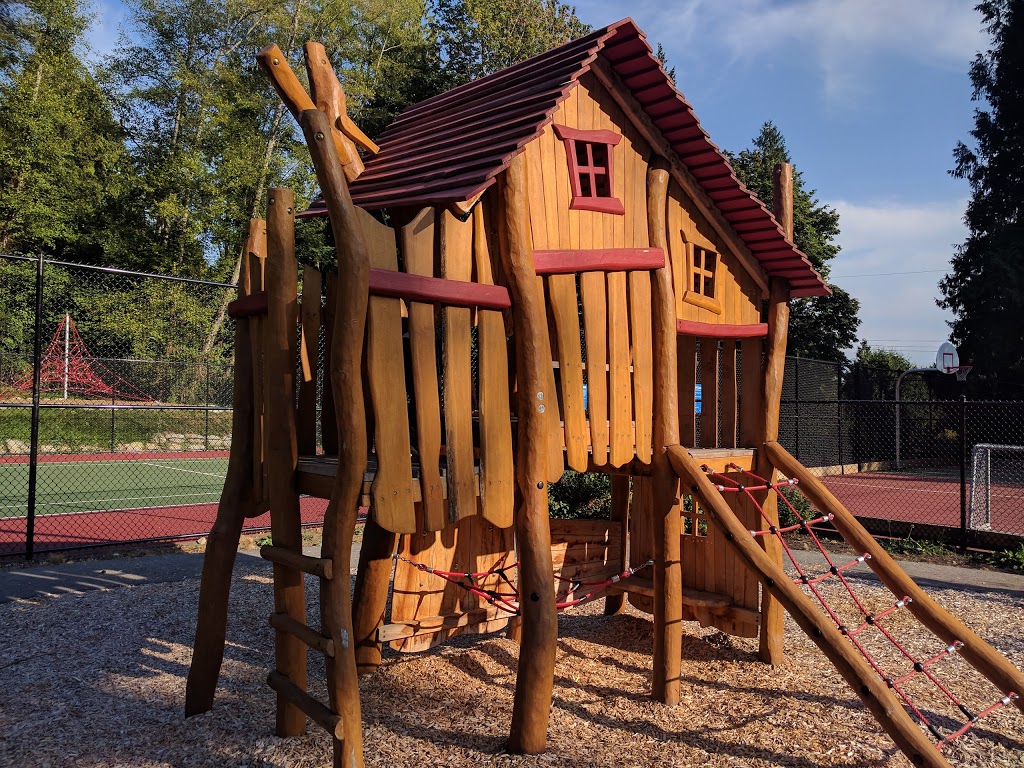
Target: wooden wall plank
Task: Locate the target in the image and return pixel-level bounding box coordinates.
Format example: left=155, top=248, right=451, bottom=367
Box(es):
left=677, top=335, right=696, bottom=446
left=580, top=272, right=609, bottom=465
left=720, top=339, right=737, bottom=450
left=473, top=207, right=514, bottom=528
left=527, top=142, right=549, bottom=251
left=440, top=210, right=478, bottom=523
left=361, top=208, right=415, bottom=533
left=548, top=273, right=588, bottom=471
left=699, top=339, right=719, bottom=448
left=629, top=271, right=653, bottom=463
left=739, top=337, right=762, bottom=448
left=402, top=208, right=446, bottom=531
left=607, top=271, right=633, bottom=466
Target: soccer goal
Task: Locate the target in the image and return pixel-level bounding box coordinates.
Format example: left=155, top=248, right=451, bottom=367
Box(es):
left=968, top=443, right=1024, bottom=532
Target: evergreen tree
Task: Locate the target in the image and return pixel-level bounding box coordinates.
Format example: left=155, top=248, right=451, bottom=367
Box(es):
left=729, top=122, right=861, bottom=364
left=939, top=0, right=1024, bottom=377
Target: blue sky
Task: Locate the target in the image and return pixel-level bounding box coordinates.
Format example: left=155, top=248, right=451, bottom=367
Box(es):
left=86, top=0, right=987, bottom=366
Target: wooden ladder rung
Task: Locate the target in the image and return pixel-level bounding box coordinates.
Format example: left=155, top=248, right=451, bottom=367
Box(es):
left=269, top=612, right=335, bottom=657
left=266, top=670, right=342, bottom=739
left=260, top=545, right=333, bottom=579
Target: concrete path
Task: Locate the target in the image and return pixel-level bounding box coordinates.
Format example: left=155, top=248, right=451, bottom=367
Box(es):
left=1, top=540, right=1021, bottom=604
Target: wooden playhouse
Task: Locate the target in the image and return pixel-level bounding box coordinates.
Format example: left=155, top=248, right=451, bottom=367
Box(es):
left=184, top=18, right=1024, bottom=768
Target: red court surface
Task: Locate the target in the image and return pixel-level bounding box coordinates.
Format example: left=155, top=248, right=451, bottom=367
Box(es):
left=822, top=471, right=1024, bottom=535
left=0, top=497, right=335, bottom=556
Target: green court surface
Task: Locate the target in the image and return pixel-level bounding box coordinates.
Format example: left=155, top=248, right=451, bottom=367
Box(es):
left=0, top=457, right=228, bottom=517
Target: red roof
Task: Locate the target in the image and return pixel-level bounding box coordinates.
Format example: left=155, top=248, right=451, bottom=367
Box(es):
left=304, top=18, right=828, bottom=297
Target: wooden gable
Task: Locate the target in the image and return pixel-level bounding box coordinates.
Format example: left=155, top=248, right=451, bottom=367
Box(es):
left=520, top=70, right=762, bottom=326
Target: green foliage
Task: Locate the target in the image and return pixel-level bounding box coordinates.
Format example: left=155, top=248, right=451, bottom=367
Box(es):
left=778, top=486, right=810, bottom=528
left=940, top=1, right=1024, bottom=379
left=989, top=544, right=1024, bottom=572
left=430, top=0, right=589, bottom=85
left=547, top=470, right=611, bottom=519
left=728, top=122, right=861, bottom=365
left=878, top=536, right=954, bottom=558
left=255, top=533, right=273, bottom=546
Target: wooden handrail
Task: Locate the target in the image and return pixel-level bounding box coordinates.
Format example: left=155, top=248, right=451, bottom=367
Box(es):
left=676, top=319, right=767, bottom=338
left=765, top=440, right=1024, bottom=715
left=533, top=248, right=664, bottom=275
left=369, top=268, right=511, bottom=309
left=227, top=290, right=268, bottom=319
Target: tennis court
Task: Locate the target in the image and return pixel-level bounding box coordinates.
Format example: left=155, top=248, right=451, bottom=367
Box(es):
left=0, top=451, right=328, bottom=554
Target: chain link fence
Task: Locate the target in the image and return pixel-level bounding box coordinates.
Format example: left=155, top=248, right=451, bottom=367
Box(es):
left=0, top=253, right=326, bottom=558
left=781, top=356, right=1024, bottom=551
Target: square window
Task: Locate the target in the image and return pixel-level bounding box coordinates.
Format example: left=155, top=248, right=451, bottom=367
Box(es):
left=683, top=243, right=722, bottom=314
left=553, top=124, right=624, bottom=215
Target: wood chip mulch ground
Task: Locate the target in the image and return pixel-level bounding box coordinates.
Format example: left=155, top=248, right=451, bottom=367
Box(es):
left=1, top=560, right=1023, bottom=768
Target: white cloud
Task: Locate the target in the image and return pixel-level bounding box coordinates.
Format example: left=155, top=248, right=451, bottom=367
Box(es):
left=583, top=0, right=985, bottom=105
left=829, top=197, right=966, bottom=364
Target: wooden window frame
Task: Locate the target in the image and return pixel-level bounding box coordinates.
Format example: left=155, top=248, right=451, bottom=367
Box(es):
left=552, top=124, right=625, bottom=215
left=683, top=242, right=722, bottom=314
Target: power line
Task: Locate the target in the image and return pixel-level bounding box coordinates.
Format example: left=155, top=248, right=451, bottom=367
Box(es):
left=830, top=269, right=946, bottom=278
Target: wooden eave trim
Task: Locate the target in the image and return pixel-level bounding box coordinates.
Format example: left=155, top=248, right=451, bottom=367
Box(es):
left=676, top=319, right=768, bottom=338
left=589, top=57, right=771, bottom=297
left=369, top=268, right=511, bottom=310
left=533, top=247, right=665, bottom=274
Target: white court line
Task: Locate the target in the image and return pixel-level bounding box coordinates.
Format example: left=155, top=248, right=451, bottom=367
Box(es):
left=135, top=461, right=227, bottom=480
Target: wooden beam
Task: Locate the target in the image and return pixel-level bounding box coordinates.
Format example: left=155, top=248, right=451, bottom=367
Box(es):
left=377, top=607, right=506, bottom=642
left=369, top=267, right=511, bottom=309
left=267, top=670, right=343, bottom=740
left=590, top=58, right=770, bottom=297
left=666, top=445, right=949, bottom=768
left=261, top=544, right=333, bottom=579
left=677, top=320, right=768, bottom=338
left=533, top=248, right=664, bottom=274
left=227, top=291, right=268, bottom=319
left=270, top=612, right=335, bottom=657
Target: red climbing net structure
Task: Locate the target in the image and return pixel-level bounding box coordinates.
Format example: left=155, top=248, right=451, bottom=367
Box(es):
left=393, top=553, right=653, bottom=614
left=705, top=462, right=1018, bottom=751
left=11, top=315, right=155, bottom=402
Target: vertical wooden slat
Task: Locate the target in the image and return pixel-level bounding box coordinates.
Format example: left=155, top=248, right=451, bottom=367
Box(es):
left=247, top=220, right=267, bottom=502
left=473, top=207, right=514, bottom=528
left=720, top=339, right=737, bottom=449
left=547, top=273, right=588, bottom=471
left=362, top=209, right=415, bottom=534
left=264, top=187, right=306, bottom=737
left=580, top=272, right=609, bottom=465
left=402, top=208, right=446, bottom=532
left=677, top=335, right=696, bottom=446
left=699, top=338, right=719, bottom=448
left=603, top=474, right=630, bottom=615
left=297, top=266, right=321, bottom=456
left=740, top=337, right=763, bottom=447
left=607, top=271, right=633, bottom=466
left=629, top=272, right=653, bottom=463
left=320, top=273, right=338, bottom=455
left=440, top=210, right=478, bottom=522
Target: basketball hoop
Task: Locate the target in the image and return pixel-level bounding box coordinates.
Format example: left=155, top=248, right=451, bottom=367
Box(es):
left=948, top=365, right=973, bottom=382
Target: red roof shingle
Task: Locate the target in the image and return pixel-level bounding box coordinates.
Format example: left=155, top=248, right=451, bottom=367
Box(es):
left=304, top=18, right=828, bottom=297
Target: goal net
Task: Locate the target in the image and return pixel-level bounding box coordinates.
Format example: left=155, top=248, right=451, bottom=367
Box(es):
left=968, top=443, right=1024, bottom=532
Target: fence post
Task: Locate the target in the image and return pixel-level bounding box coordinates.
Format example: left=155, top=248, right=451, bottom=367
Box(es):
left=837, top=365, right=844, bottom=474
left=205, top=362, right=211, bottom=451
left=794, top=355, right=801, bottom=460
left=110, top=384, right=116, bottom=452
left=959, top=396, right=968, bottom=552
left=25, top=252, right=45, bottom=560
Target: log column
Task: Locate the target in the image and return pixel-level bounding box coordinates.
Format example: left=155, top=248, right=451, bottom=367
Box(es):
left=500, top=153, right=558, bottom=755
left=264, top=187, right=308, bottom=735
left=756, top=162, right=793, bottom=665
left=647, top=160, right=682, bottom=704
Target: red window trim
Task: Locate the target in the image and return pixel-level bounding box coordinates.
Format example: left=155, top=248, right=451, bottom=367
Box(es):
left=552, top=124, right=625, bottom=215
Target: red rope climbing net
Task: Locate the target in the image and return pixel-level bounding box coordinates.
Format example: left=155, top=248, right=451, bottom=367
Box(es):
left=704, top=462, right=1018, bottom=750
left=392, top=554, right=654, bottom=615
left=11, top=315, right=155, bottom=402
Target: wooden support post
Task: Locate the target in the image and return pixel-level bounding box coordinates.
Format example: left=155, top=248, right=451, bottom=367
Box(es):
left=264, top=187, right=307, bottom=737
left=666, top=445, right=949, bottom=768
left=185, top=221, right=261, bottom=717
left=352, top=517, right=398, bottom=674
left=299, top=108, right=370, bottom=768
left=603, top=474, right=630, bottom=615
left=755, top=162, right=793, bottom=665
left=499, top=154, right=558, bottom=756
left=297, top=266, right=322, bottom=456
left=647, top=160, right=682, bottom=705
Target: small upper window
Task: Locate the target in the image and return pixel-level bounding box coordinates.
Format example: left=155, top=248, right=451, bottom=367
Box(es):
left=684, top=243, right=722, bottom=314
left=553, top=125, right=625, bottom=215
